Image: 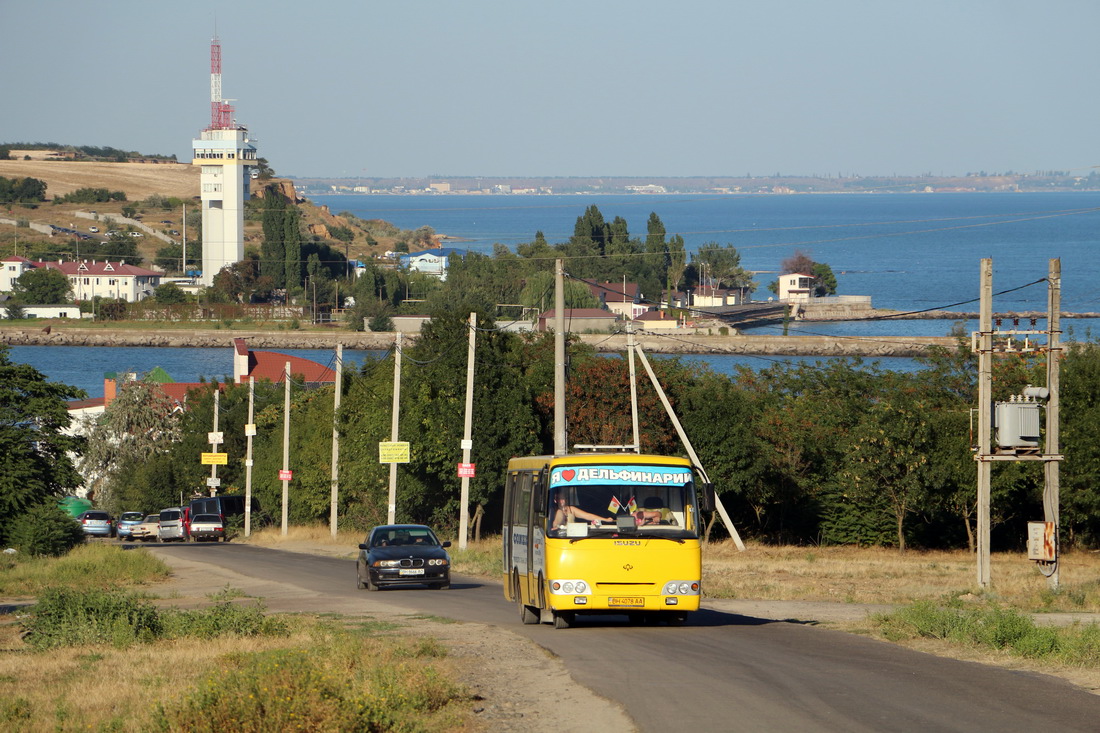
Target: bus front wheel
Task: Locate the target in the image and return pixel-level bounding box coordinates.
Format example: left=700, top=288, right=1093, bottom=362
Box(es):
left=553, top=611, right=574, bottom=629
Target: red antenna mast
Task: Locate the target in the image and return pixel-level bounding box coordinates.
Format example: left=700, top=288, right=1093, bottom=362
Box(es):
left=209, top=35, right=234, bottom=129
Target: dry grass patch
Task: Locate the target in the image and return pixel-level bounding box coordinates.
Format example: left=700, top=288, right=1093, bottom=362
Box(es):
left=240, top=524, right=364, bottom=559
left=703, top=542, right=1100, bottom=611
left=0, top=616, right=473, bottom=732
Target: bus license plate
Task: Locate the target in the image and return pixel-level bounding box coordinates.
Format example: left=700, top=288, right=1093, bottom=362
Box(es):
left=398, top=568, right=424, bottom=576
left=609, top=597, right=644, bottom=607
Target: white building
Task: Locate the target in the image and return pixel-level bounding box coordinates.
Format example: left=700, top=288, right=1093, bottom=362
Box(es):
left=0, top=257, right=161, bottom=302
left=192, top=128, right=257, bottom=286
left=192, top=35, right=258, bottom=287
left=399, top=248, right=465, bottom=281
left=1, top=255, right=36, bottom=292
left=778, top=272, right=815, bottom=302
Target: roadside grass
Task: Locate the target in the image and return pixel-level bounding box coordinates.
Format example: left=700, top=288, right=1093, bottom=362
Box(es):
left=0, top=612, right=470, bottom=732
left=0, top=579, right=471, bottom=732
left=871, top=601, right=1100, bottom=667
left=0, top=543, right=169, bottom=597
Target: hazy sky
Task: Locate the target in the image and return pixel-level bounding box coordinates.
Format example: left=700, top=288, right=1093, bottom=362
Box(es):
left=6, top=1, right=1099, bottom=179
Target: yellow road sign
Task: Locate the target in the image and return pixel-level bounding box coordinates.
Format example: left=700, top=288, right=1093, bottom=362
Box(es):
left=378, top=441, right=410, bottom=464
left=201, top=452, right=228, bottom=465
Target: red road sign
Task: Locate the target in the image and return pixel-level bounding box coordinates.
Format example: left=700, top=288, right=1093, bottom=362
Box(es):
left=458, top=462, right=476, bottom=478
left=278, top=469, right=293, bottom=481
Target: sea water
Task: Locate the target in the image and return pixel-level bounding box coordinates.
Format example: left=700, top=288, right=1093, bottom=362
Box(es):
left=10, top=192, right=1099, bottom=392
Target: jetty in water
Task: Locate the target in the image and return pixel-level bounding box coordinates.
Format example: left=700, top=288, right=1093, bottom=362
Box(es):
left=2, top=324, right=956, bottom=358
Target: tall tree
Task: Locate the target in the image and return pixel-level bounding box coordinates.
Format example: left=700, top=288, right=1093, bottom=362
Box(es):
left=0, top=346, right=85, bottom=544
left=79, top=379, right=185, bottom=510
left=12, top=268, right=71, bottom=304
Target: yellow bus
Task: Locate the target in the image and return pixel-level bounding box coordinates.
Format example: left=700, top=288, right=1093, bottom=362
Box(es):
left=502, top=451, right=713, bottom=628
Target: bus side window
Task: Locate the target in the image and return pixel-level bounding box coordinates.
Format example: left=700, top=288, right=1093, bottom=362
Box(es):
left=532, top=472, right=545, bottom=517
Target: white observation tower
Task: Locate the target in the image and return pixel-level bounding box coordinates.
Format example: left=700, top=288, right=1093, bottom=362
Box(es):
left=192, top=35, right=257, bottom=286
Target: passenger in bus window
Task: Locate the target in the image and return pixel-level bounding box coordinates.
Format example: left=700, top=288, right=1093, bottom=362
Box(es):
left=635, top=497, right=675, bottom=526
left=551, top=490, right=614, bottom=529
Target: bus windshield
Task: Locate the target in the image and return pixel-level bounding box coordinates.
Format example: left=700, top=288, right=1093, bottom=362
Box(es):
left=546, top=462, right=698, bottom=539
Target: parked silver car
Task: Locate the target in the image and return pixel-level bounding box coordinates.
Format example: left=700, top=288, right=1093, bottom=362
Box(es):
left=158, top=508, right=188, bottom=542
left=189, top=514, right=226, bottom=542
left=77, top=510, right=115, bottom=538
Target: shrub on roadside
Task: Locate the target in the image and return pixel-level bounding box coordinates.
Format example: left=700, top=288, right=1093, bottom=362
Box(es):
left=872, top=601, right=1100, bottom=666
left=160, top=601, right=290, bottom=639
left=24, top=587, right=162, bottom=650
left=5, top=504, right=85, bottom=557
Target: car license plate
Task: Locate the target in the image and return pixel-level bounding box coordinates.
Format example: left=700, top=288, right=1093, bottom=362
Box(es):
left=398, top=568, right=424, bottom=576
left=609, top=597, right=644, bottom=607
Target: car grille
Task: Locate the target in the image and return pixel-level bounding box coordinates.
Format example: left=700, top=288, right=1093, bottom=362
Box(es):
left=398, top=558, right=425, bottom=568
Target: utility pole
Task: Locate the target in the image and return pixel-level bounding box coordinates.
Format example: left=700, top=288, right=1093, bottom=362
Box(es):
left=973, top=258, right=1062, bottom=589
left=976, top=259, right=993, bottom=588
left=554, top=259, right=567, bottom=456
left=459, top=312, right=476, bottom=549
left=1042, top=259, right=1062, bottom=588
left=281, top=361, right=290, bottom=536
left=388, top=332, right=403, bottom=524
left=244, top=376, right=255, bottom=537
left=626, top=322, right=640, bottom=452
left=330, top=344, right=343, bottom=538
left=208, top=387, right=221, bottom=496
left=634, top=343, right=745, bottom=550
left=181, top=203, right=187, bottom=276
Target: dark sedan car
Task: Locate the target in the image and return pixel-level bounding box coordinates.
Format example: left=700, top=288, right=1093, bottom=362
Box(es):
left=356, top=524, right=451, bottom=591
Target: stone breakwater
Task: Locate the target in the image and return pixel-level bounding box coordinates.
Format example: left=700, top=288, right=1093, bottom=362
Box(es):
left=1, top=326, right=956, bottom=357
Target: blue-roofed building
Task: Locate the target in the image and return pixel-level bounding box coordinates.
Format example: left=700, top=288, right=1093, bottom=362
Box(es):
left=398, top=248, right=467, bottom=281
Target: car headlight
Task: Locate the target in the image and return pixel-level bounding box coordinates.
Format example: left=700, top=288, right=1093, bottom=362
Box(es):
left=373, top=560, right=401, bottom=568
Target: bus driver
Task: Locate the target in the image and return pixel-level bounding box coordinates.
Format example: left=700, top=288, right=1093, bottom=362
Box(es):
left=551, top=489, right=614, bottom=529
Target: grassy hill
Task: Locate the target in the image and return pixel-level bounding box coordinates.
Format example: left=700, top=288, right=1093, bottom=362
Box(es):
left=0, top=159, right=414, bottom=269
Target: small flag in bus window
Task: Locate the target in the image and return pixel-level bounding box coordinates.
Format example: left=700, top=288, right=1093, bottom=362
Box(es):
left=608, top=496, right=623, bottom=513
left=627, top=496, right=637, bottom=513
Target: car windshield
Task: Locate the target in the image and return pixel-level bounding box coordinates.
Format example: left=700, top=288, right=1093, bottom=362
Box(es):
left=546, top=463, right=699, bottom=540
left=370, top=528, right=440, bottom=547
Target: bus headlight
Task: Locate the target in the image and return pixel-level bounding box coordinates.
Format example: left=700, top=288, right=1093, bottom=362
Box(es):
left=549, top=579, right=589, bottom=595
left=664, top=580, right=700, bottom=595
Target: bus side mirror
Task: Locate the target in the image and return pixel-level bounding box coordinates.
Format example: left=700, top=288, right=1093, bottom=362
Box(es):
left=700, top=482, right=715, bottom=512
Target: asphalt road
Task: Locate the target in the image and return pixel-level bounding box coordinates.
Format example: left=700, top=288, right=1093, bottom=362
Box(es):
left=147, top=543, right=1099, bottom=732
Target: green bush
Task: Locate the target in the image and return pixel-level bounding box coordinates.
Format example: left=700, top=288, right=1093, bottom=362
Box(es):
left=160, top=601, right=289, bottom=639
left=5, top=504, right=85, bottom=556
left=24, top=589, right=291, bottom=651
left=25, top=587, right=162, bottom=650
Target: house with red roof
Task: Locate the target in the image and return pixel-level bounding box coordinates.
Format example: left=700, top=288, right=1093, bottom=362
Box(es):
left=632, top=309, right=683, bottom=331
left=579, top=278, right=648, bottom=319
left=536, top=308, right=619, bottom=333
left=1, top=257, right=162, bottom=302
left=232, top=338, right=336, bottom=385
